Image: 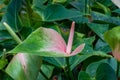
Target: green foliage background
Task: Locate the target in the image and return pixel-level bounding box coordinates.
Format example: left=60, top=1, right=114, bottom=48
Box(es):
left=0, top=0, right=120, bottom=80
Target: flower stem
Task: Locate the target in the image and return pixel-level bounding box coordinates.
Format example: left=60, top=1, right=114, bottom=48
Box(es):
left=3, top=22, right=22, bottom=44
left=63, top=68, right=69, bottom=80
left=117, top=61, right=120, bottom=77
left=65, top=57, right=74, bottom=80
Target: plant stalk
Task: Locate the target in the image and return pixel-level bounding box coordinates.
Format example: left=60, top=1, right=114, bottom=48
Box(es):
left=65, top=57, right=74, bottom=80
left=3, top=22, right=22, bottom=44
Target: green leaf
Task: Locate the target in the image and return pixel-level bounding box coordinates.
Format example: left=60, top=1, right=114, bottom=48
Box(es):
left=52, top=0, right=67, bottom=3
left=95, top=2, right=111, bottom=15
left=113, top=9, right=120, bottom=14
left=0, top=59, right=8, bottom=70
left=5, top=53, right=42, bottom=80
left=36, top=4, right=83, bottom=21
left=86, top=58, right=117, bottom=77
left=78, top=71, right=91, bottom=80
left=41, top=64, right=54, bottom=78
left=87, top=23, right=109, bottom=40
left=104, top=26, right=120, bottom=61
left=8, top=27, right=66, bottom=57
left=0, top=39, right=16, bottom=51
left=70, top=51, right=112, bottom=70
left=70, top=16, right=89, bottom=23
left=0, top=0, right=6, bottom=17
left=20, top=0, right=43, bottom=29
left=94, top=39, right=111, bottom=53
left=96, top=63, right=117, bottom=80
left=81, top=37, right=95, bottom=54
left=97, top=0, right=113, bottom=6
left=19, top=0, right=32, bottom=28
left=104, top=26, right=120, bottom=50
left=37, top=64, right=54, bottom=80
left=32, top=0, right=47, bottom=12
left=0, top=30, right=12, bottom=42
left=0, top=0, right=22, bottom=32
left=91, top=11, right=120, bottom=25
left=70, top=0, right=86, bottom=13
left=44, top=57, right=66, bottom=68
left=19, top=27, right=32, bottom=40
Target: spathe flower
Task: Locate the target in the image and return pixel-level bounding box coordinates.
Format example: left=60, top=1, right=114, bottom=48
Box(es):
left=9, top=22, right=85, bottom=57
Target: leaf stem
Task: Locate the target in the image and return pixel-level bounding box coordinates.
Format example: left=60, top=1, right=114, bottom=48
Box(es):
left=3, top=22, right=22, bottom=44
left=65, top=57, right=74, bottom=80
